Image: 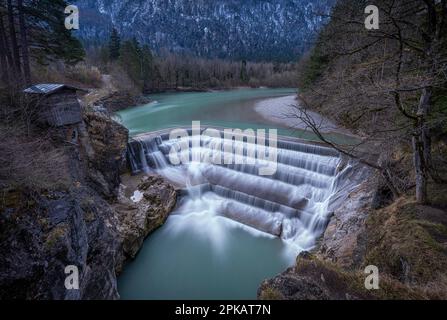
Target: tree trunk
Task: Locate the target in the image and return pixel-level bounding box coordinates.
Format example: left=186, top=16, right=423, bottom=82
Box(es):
left=7, top=0, right=22, bottom=84
left=381, top=168, right=401, bottom=200
left=0, top=14, right=14, bottom=72
left=17, top=0, right=30, bottom=85
left=413, top=135, right=428, bottom=204
left=413, top=87, right=432, bottom=204
left=0, top=15, right=10, bottom=84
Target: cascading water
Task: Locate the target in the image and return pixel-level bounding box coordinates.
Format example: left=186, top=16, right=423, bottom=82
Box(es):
left=127, top=129, right=347, bottom=253
left=117, top=90, right=366, bottom=299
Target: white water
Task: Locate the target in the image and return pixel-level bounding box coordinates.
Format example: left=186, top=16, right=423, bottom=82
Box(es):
left=117, top=89, right=365, bottom=299
left=127, top=131, right=344, bottom=253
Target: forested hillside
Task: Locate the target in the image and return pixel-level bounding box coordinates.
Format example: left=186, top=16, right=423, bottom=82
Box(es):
left=297, top=0, right=447, bottom=205
left=75, top=0, right=335, bottom=62
left=260, top=0, right=447, bottom=300
left=88, top=31, right=298, bottom=93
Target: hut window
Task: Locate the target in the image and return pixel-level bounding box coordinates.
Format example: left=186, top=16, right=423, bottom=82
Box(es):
left=71, top=128, right=79, bottom=143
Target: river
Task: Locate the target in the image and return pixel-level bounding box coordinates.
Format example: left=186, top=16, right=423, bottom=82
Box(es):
left=116, top=88, right=347, bottom=300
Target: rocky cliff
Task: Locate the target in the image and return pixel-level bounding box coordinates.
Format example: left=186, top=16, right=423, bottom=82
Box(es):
left=0, top=186, right=121, bottom=299
left=81, top=111, right=129, bottom=198
left=0, top=103, right=177, bottom=299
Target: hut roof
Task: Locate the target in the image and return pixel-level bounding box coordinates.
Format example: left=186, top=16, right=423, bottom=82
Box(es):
left=23, top=84, right=87, bottom=95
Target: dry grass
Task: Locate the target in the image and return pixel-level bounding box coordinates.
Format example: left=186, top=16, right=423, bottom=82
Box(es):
left=32, top=62, right=102, bottom=88
left=258, top=287, right=284, bottom=300
left=294, top=254, right=425, bottom=300
left=365, top=195, right=447, bottom=299
left=0, top=124, right=71, bottom=191
left=65, top=63, right=102, bottom=88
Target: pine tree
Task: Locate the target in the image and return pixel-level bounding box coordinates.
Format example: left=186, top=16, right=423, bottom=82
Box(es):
left=119, top=38, right=142, bottom=89
left=24, top=0, right=85, bottom=64
left=109, top=28, right=121, bottom=61
left=0, top=8, right=11, bottom=84
left=6, top=0, right=21, bottom=76
left=17, top=0, right=30, bottom=85
left=0, top=0, right=85, bottom=86
left=240, top=60, right=248, bottom=83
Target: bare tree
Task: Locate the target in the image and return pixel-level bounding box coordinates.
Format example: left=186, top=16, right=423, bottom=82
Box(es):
left=289, top=97, right=402, bottom=198
left=17, top=0, right=30, bottom=85
left=297, top=0, right=447, bottom=204
left=6, top=0, right=21, bottom=81
left=0, top=9, right=10, bottom=84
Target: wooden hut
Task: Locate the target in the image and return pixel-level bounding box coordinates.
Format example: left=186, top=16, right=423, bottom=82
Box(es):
left=24, top=84, right=86, bottom=127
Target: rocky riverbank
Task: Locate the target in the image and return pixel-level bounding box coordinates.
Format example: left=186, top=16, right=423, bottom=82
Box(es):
left=0, top=92, right=177, bottom=299
left=114, top=176, right=177, bottom=261
left=258, top=162, right=447, bottom=300
left=93, top=91, right=152, bottom=113
left=254, top=95, right=354, bottom=137
left=83, top=74, right=152, bottom=113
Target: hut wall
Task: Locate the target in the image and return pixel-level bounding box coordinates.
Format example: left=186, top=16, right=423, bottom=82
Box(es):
left=40, top=91, right=82, bottom=127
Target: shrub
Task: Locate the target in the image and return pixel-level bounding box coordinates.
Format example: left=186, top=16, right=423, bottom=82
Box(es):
left=0, top=124, right=71, bottom=191
left=66, top=63, right=103, bottom=88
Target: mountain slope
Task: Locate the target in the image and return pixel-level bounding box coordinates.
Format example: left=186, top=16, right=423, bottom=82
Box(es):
left=74, top=0, right=334, bottom=62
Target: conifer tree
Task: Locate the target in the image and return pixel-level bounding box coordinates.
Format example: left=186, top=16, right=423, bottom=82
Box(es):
left=109, top=28, right=121, bottom=61
left=0, top=0, right=85, bottom=86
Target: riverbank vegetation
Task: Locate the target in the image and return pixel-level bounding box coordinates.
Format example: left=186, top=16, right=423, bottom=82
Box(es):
left=85, top=28, right=297, bottom=94
left=297, top=0, right=447, bottom=205
left=286, top=0, right=447, bottom=299
left=0, top=0, right=85, bottom=191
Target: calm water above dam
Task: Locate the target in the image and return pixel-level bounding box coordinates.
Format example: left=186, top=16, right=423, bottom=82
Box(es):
left=117, top=88, right=297, bottom=136
left=117, top=88, right=345, bottom=299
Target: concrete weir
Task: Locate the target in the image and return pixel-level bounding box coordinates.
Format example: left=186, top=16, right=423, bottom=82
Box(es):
left=126, top=127, right=367, bottom=251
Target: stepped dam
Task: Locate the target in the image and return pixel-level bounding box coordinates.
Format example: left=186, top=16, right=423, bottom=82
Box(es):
left=126, top=127, right=365, bottom=252
left=116, top=90, right=369, bottom=299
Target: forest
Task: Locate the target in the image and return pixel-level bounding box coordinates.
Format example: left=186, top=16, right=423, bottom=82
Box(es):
left=296, top=0, right=447, bottom=205
left=87, top=28, right=298, bottom=93
left=0, top=0, right=84, bottom=88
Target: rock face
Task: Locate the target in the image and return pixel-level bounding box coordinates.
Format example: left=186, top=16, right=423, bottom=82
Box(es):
left=95, top=92, right=151, bottom=113
left=0, top=187, right=121, bottom=300
left=0, top=175, right=177, bottom=299
left=81, top=111, right=129, bottom=199
left=317, top=172, right=376, bottom=269
left=114, top=176, right=177, bottom=259
left=74, top=0, right=335, bottom=62
left=0, top=108, right=177, bottom=299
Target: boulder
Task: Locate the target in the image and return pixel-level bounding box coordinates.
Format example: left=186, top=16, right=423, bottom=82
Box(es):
left=114, top=175, right=177, bottom=259
left=95, top=92, right=151, bottom=113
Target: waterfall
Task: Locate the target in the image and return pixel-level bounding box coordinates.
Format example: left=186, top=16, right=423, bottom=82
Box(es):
left=127, top=130, right=350, bottom=252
